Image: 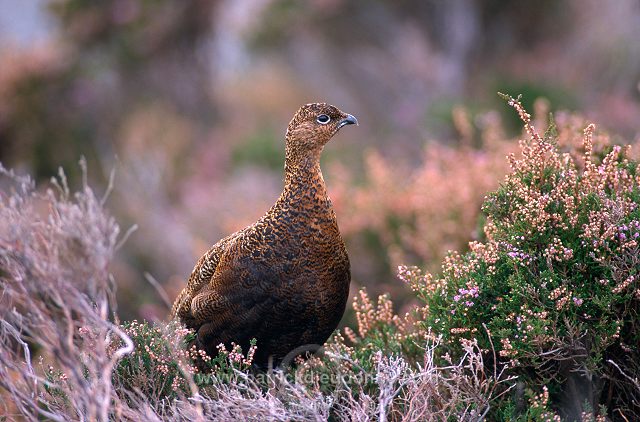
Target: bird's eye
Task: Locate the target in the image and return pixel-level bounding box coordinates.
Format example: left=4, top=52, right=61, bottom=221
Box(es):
left=316, top=114, right=330, bottom=124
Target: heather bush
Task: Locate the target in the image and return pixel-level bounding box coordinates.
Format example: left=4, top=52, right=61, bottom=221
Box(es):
left=286, top=288, right=516, bottom=420
left=404, top=95, right=640, bottom=420
left=109, top=320, right=257, bottom=405
left=109, top=321, right=203, bottom=401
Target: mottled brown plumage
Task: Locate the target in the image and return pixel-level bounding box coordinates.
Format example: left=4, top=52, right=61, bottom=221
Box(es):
left=171, top=103, right=357, bottom=367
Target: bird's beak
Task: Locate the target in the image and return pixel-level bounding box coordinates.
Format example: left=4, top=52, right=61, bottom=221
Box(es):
left=337, top=114, right=358, bottom=129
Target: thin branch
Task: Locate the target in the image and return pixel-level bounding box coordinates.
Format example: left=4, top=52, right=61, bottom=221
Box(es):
left=144, top=272, right=173, bottom=310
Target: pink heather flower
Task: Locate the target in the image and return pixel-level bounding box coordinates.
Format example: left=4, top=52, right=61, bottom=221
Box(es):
left=573, top=297, right=583, bottom=306
left=453, top=295, right=461, bottom=302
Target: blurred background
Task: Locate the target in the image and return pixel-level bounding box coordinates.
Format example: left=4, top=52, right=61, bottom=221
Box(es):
left=1, top=0, right=639, bottom=322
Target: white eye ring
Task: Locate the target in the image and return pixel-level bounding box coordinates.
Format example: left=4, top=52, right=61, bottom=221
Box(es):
left=316, top=114, right=330, bottom=124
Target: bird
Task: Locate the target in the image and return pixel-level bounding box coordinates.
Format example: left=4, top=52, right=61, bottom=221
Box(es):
left=171, top=103, right=358, bottom=367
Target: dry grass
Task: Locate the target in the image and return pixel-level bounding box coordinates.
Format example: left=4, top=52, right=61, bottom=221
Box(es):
left=0, top=160, right=130, bottom=420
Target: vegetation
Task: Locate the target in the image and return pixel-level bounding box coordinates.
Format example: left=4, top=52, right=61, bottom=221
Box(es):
left=406, top=95, right=640, bottom=419
left=2, top=96, right=638, bottom=420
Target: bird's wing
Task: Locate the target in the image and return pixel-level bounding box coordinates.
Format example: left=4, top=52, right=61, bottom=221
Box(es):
left=186, top=236, right=290, bottom=350
left=170, top=232, right=238, bottom=321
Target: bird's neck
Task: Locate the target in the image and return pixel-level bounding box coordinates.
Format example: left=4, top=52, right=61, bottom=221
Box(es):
left=282, top=148, right=328, bottom=203
left=283, top=147, right=324, bottom=187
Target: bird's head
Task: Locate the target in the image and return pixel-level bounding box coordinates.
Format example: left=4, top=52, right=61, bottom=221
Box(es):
left=285, top=103, right=358, bottom=152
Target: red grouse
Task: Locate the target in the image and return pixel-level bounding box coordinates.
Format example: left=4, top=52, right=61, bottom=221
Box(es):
left=172, top=103, right=357, bottom=367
